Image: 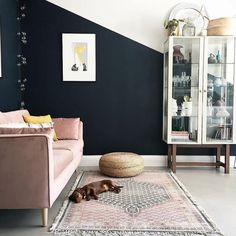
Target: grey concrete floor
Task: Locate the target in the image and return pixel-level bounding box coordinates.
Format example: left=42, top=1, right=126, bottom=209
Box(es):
left=0, top=167, right=235, bottom=236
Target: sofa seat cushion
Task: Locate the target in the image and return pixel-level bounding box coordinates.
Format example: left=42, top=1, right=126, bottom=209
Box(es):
left=53, top=140, right=83, bottom=178
left=53, top=140, right=83, bottom=158
left=53, top=149, right=73, bottom=179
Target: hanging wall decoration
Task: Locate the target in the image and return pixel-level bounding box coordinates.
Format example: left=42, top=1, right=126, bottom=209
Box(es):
left=17, top=0, right=27, bottom=109
left=62, top=33, right=96, bottom=82
left=0, top=21, right=2, bottom=78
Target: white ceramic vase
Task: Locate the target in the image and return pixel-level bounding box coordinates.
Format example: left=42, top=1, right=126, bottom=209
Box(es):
left=182, top=101, right=192, bottom=116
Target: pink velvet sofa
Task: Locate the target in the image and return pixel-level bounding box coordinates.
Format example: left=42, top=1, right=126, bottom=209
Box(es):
left=0, top=110, right=83, bottom=226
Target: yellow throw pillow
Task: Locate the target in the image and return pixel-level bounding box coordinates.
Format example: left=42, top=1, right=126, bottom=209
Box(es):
left=23, top=114, right=58, bottom=141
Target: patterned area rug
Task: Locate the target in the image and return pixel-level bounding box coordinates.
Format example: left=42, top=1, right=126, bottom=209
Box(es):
left=50, top=171, right=223, bottom=236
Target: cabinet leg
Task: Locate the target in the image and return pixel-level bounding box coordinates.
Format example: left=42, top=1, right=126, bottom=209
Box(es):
left=216, top=146, right=221, bottom=169
left=168, top=144, right=172, bottom=168
left=225, top=144, right=230, bottom=174
left=172, top=144, right=176, bottom=173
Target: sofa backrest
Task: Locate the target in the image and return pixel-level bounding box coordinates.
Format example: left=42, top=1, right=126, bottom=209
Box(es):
left=0, top=110, right=30, bottom=124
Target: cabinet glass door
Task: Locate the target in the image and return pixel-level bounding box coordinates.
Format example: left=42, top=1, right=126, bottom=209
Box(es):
left=203, top=37, right=235, bottom=143
left=170, top=37, right=202, bottom=143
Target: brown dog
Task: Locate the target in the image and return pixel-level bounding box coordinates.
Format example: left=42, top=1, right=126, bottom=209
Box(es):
left=69, top=180, right=123, bottom=203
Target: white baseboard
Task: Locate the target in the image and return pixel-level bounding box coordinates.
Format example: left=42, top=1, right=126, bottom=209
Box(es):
left=80, top=155, right=236, bottom=167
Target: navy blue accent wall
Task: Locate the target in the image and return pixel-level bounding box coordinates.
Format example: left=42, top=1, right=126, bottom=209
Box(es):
left=0, top=0, right=21, bottom=111
left=22, top=0, right=166, bottom=155
left=22, top=0, right=226, bottom=155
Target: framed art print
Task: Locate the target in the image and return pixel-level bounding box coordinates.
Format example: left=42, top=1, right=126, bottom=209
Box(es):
left=62, top=33, right=96, bottom=81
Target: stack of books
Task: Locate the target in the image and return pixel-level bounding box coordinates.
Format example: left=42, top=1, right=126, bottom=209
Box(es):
left=171, top=131, right=189, bottom=141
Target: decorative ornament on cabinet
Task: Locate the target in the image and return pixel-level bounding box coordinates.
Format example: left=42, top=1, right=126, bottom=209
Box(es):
left=164, top=19, right=184, bottom=36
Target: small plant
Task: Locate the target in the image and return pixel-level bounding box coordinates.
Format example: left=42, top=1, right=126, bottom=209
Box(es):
left=164, top=19, right=184, bottom=36
left=183, top=95, right=192, bottom=102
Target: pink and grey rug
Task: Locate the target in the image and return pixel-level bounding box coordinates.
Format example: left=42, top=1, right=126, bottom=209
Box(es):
left=50, top=171, right=223, bottom=236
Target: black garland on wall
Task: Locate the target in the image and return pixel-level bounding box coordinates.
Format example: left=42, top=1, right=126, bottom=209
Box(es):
left=16, top=0, right=27, bottom=109
left=0, top=0, right=21, bottom=111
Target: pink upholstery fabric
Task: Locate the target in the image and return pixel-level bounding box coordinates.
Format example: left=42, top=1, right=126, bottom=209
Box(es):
left=53, top=149, right=73, bottom=179
left=0, top=127, right=54, bottom=136
left=0, top=134, right=53, bottom=208
left=52, top=118, right=80, bottom=140
left=52, top=142, right=83, bottom=203
left=52, top=139, right=84, bottom=202
left=53, top=140, right=84, bottom=158
left=0, top=110, right=29, bottom=124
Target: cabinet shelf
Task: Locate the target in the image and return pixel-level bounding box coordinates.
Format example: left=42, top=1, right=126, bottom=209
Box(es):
left=172, top=86, right=199, bottom=89
left=173, top=63, right=199, bottom=66
left=206, top=138, right=232, bottom=143
left=207, top=106, right=233, bottom=109
left=208, top=124, right=232, bottom=127
left=172, top=116, right=198, bottom=118
left=208, top=63, right=234, bottom=65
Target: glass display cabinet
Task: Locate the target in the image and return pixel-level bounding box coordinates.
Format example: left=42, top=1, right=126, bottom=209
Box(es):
left=163, top=36, right=236, bottom=145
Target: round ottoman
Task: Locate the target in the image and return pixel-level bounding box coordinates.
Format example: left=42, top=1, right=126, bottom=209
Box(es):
left=99, top=152, right=144, bottom=177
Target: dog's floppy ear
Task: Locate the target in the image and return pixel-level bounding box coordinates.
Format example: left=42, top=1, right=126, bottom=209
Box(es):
left=75, top=187, right=86, bottom=198
left=69, top=188, right=84, bottom=203
left=69, top=194, right=74, bottom=201
left=69, top=191, right=77, bottom=202
left=80, top=188, right=86, bottom=198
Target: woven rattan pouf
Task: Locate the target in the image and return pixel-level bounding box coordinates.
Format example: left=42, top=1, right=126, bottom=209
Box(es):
left=99, top=152, right=144, bottom=177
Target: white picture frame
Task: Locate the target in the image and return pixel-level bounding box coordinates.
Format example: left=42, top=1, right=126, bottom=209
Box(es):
left=62, top=33, right=96, bottom=81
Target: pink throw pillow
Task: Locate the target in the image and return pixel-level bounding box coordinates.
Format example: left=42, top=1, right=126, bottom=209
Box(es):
left=52, top=118, right=80, bottom=140
left=0, top=127, right=54, bottom=137
left=0, top=110, right=30, bottom=124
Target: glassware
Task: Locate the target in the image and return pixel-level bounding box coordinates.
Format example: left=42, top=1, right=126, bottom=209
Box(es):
left=214, top=77, right=222, bottom=87
left=182, top=18, right=196, bottom=36
left=216, top=50, right=221, bottom=63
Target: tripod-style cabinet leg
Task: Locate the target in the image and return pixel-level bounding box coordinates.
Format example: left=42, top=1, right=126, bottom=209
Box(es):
left=168, top=144, right=172, bottom=168
left=172, top=144, right=176, bottom=173
left=225, top=144, right=230, bottom=174
left=216, top=146, right=221, bottom=169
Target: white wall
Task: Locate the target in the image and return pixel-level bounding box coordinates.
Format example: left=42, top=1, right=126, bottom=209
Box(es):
left=47, top=0, right=236, bottom=52
left=80, top=155, right=236, bottom=168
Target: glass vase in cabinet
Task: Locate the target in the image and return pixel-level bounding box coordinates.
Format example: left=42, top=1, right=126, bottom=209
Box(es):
left=163, top=36, right=236, bottom=144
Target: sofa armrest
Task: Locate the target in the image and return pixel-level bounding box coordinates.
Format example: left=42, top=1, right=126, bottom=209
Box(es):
left=79, top=121, right=83, bottom=140
left=0, top=134, right=54, bottom=209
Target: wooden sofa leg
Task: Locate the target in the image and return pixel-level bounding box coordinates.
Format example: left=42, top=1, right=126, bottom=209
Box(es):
left=41, top=208, right=48, bottom=227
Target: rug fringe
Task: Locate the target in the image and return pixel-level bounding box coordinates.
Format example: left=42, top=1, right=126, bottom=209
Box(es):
left=54, top=229, right=222, bottom=236
left=169, top=172, right=224, bottom=236
left=50, top=171, right=84, bottom=232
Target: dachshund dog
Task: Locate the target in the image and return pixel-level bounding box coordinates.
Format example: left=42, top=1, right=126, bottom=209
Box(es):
left=69, top=180, right=123, bottom=203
